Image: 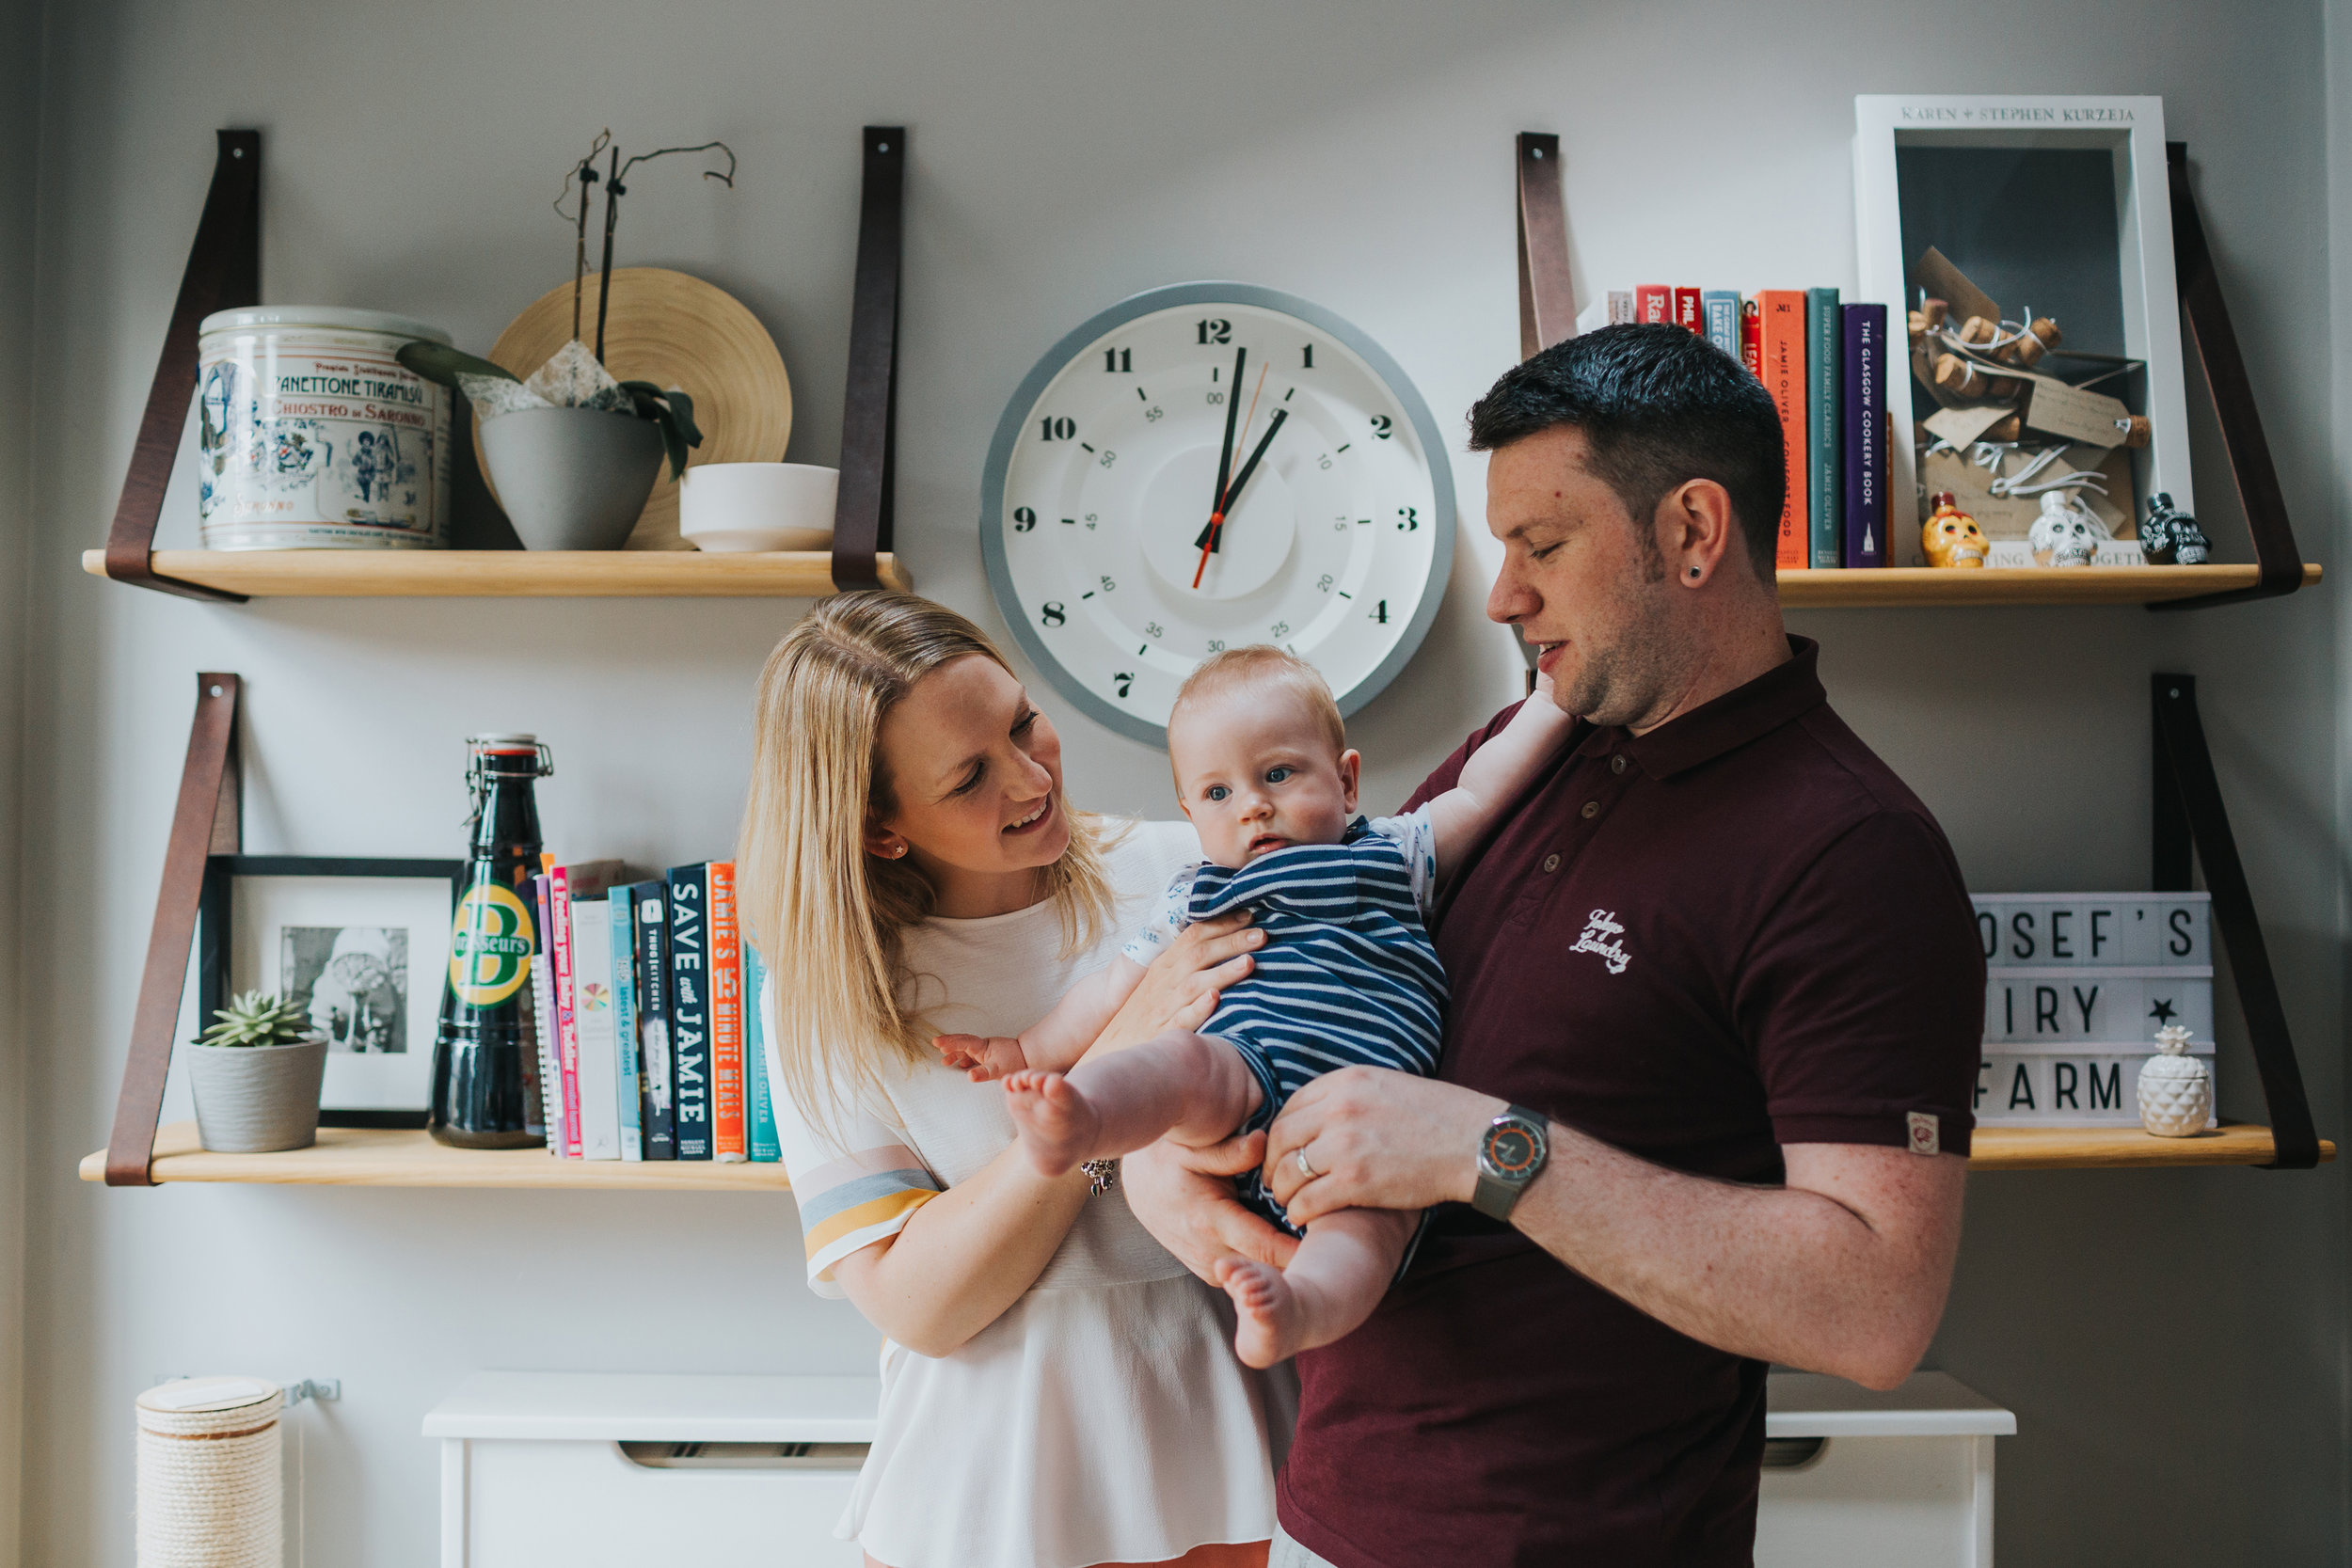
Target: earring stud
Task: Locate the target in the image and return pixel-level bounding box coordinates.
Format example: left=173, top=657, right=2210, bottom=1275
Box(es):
left=1688, top=567, right=1701, bottom=578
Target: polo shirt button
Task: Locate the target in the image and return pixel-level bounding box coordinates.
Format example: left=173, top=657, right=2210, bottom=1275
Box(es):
left=1581, top=800, right=1599, bottom=818
left=1543, top=853, right=1562, bottom=873
left=1611, top=754, right=1628, bottom=774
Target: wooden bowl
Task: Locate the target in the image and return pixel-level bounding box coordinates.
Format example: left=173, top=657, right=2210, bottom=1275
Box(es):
left=485, top=268, right=791, bottom=550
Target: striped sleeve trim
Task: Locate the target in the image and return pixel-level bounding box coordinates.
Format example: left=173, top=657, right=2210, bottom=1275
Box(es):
left=791, top=1143, right=943, bottom=1296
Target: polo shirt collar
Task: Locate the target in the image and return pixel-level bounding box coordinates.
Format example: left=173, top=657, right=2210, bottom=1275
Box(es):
left=1580, top=637, right=1826, bottom=781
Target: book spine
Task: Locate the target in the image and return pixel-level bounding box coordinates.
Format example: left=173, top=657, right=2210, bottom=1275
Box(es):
left=530, top=874, right=563, bottom=1155
left=1701, top=291, right=1740, bottom=358
left=570, top=897, right=622, bottom=1160
left=629, top=880, right=677, bottom=1161
left=667, top=863, right=713, bottom=1161
left=1757, top=291, right=1807, bottom=571
left=1634, top=285, right=1671, bottom=325
left=1606, top=289, right=1633, bottom=325
left=708, top=862, right=747, bottom=1163
left=549, top=864, right=584, bottom=1159
left=1740, top=297, right=1762, bottom=380
left=744, top=943, right=781, bottom=1163
left=608, top=886, right=644, bottom=1160
left=1842, top=304, right=1889, bottom=568
left=1672, top=287, right=1700, bottom=335
left=1806, top=288, right=1842, bottom=570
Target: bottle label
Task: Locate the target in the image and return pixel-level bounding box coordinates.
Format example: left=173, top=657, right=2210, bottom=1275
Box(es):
left=448, top=882, right=535, bottom=1006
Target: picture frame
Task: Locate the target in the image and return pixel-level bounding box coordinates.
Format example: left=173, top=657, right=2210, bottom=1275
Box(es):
left=1853, top=94, right=2192, bottom=563
left=197, top=856, right=464, bottom=1128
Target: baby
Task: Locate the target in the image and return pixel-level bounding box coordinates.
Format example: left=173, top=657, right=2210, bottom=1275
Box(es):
left=937, top=646, right=1571, bottom=1367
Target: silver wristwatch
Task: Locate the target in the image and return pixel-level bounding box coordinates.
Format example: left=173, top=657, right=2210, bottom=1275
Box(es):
left=1470, top=1104, right=1549, bottom=1221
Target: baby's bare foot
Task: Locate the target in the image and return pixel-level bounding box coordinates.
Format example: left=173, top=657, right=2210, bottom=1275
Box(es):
left=1003, top=1071, right=1104, bottom=1175
left=1216, top=1258, right=1308, bottom=1369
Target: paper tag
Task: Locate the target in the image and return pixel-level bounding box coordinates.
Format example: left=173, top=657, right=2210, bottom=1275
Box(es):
left=1986, top=538, right=2146, bottom=567
left=1910, top=246, right=2001, bottom=328
left=1906, top=1111, right=1941, bottom=1156
left=2023, top=377, right=2133, bottom=449
left=1924, top=403, right=2014, bottom=447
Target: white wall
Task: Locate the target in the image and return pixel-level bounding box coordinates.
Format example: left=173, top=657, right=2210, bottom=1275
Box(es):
left=16, top=0, right=2346, bottom=1561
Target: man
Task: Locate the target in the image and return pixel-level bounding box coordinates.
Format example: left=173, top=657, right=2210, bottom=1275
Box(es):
left=1126, top=324, right=1983, bottom=1566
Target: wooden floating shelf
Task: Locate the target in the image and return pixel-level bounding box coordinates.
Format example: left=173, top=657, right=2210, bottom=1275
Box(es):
left=80, top=549, right=910, bottom=599
left=79, top=1122, right=792, bottom=1190
left=1968, top=1122, right=2332, bottom=1170
left=80, top=1118, right=2330, bottom=1188
left=1776, top=563, right=2320, bottom=608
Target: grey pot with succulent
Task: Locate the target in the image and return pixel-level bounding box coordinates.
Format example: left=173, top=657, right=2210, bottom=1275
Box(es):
left=185, top=990, right=330, bottom=1153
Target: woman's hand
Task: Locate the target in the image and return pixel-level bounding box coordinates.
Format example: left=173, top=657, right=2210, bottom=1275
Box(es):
left=1083, top=911, right=1262, bottom=1060
left=1123, top=1132, right=1299, bottom=1284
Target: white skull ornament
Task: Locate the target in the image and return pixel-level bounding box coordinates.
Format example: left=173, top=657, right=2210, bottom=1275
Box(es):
left=2028, top=493, right=2110, bottom=568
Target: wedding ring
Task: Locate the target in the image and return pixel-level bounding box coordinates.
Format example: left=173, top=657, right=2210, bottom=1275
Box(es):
left=1295, top=1147, right=1318, bottom=1180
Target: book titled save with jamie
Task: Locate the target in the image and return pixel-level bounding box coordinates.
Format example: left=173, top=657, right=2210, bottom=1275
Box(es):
left=666, top=863, right=713, bottom=1160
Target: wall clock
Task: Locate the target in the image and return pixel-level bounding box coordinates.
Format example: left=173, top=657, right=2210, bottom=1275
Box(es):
left=981, top=282, right=1455, bottom=746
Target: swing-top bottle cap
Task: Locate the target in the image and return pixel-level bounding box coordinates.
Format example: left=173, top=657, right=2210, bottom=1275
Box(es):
left=469, top=733, right=539, bottom=752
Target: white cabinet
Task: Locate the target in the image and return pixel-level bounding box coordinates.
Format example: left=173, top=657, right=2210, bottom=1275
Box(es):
left=1758, top=1373, right=2015, bottom=1568
left=426, top=1370, right=2012, bottom=1568
left=424, top=1372, right=879, bottom=1568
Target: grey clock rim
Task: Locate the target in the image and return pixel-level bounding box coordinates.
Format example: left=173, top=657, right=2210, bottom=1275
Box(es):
left=978, top=280, right=1458, bottom=751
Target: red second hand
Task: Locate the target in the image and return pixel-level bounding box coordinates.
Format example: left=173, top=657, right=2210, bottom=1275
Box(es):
left=1194, top=363, right=1272, bottom=589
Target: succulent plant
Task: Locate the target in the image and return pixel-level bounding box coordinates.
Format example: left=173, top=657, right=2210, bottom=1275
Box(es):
left=195, top=990, right=319, bottom=1049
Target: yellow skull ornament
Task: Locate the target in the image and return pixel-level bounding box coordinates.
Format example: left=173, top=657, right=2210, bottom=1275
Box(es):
left=1922, top=492, right=1989, bottom=569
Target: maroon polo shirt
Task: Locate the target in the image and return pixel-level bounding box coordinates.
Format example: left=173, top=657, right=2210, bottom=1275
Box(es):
left=1277, top=637, right=1982, bottom=1568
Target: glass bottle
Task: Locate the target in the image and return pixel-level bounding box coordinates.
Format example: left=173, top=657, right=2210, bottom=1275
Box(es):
left=430, top=735, right=552, bottom=1148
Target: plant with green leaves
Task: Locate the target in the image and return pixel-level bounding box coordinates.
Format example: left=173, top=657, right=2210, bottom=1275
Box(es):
left=397, top=341, right=705, bottom=483
left=194, top=990, right=321, bottom=1049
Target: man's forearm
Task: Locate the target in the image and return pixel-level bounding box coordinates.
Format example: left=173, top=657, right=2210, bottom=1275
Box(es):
left=1510, top=1127, right=1965, bottom=1388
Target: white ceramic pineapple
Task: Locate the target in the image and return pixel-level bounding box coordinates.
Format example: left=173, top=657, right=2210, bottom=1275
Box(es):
left=2137, top=1024, right=2213, bottom=1137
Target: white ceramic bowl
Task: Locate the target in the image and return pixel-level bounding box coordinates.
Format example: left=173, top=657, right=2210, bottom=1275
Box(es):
left=679, top=462, right=839, bottom=553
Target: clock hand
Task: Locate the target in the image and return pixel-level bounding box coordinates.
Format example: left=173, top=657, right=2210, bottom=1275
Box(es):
left=1191, top=406, right=1289, bottom=588
left=1209, top=346, right=1247, bottom=524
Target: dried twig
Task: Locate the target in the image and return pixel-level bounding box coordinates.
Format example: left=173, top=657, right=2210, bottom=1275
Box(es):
left=593, top=139, right=739, bottom=362
left=552, top=129, right=612, bottom=344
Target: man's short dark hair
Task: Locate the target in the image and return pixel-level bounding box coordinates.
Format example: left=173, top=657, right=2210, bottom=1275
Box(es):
left=1468, top=324, right=1786, bottom=578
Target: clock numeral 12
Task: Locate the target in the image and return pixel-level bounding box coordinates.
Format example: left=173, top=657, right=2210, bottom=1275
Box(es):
left=1104, top=347, right=1131, bottom=372
left=1196, top=319, right=1232, bottom=345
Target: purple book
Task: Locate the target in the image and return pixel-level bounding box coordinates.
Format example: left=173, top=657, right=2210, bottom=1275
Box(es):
left=1841, top=304, right=1888, bottom=568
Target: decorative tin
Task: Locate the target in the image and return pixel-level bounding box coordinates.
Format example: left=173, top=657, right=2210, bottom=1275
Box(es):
left=196, top=306, right=453, bottom=549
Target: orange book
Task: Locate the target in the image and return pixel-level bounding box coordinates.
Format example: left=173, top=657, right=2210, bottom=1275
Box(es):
left=1756, top=291, right=1808, bottom=571
left=707, top=861, right=746, bottom=1161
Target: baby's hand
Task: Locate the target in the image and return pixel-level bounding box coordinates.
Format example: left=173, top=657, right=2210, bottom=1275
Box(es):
left=1533, top=661, right=1559, bottom=708
left=934, top=1033, right=1030, bottom=1082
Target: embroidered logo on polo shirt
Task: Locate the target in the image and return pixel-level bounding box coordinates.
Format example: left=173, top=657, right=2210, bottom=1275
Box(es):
left=1570, top=909, right=1630, bottom=974
left=1907, top=1111, right=1941, bottom=1156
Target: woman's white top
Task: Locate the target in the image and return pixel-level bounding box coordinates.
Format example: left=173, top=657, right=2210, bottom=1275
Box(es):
left=770, top=819, right=1295, bottom=1568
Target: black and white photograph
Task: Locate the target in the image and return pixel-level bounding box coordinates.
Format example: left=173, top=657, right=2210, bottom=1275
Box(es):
left=279, top=924, right=411, bottom=1053
left=199, top=857, right=463, bottom=1117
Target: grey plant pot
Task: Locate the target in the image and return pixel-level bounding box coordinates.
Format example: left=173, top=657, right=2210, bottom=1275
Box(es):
left=479, top=405, right=665, bottom=551
left=186, top=1037, right=329, bottom=1153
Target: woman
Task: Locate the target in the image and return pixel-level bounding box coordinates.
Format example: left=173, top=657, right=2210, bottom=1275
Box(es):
left=740, top=593, right=1294, bottom=1568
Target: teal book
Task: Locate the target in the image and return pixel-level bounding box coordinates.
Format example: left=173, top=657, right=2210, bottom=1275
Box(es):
left=744, top=943, right=781, bottom=1162
left=1805, top=288, right=1842, bottom=569
left=608, top=885, right=644, bottom=1161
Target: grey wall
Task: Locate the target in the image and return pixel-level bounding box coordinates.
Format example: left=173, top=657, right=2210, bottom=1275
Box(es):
left=13, top=0, right=2347, bottom=1562
left=0, top=0, right=44, bottom=1560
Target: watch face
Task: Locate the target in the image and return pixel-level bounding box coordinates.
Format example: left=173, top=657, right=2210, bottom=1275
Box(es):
left=982, top=282, right=1455, bottom=745
left=1484, top=1121, right=1543, bottom=1180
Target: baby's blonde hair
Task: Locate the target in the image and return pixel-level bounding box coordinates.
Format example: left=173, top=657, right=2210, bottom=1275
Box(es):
left=738, top=592, right=1122, bottom=1140
left=1171, top=645, right=1347, bottom=757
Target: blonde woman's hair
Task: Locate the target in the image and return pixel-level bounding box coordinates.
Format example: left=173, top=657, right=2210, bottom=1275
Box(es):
left=739, top=592, right=1122, bottom=1138
left=1172, top=644, right=1346, bottom=755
